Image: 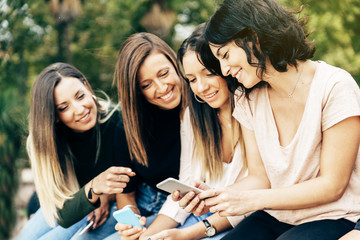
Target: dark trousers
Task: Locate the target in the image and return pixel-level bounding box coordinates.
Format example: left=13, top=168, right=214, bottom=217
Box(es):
left=222, top=210, right=355, bottom=240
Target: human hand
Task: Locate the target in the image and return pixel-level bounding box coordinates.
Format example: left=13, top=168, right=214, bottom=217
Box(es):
left=92, top=166, right=135, bottom=195
left=173, top=181, right=211, bottom=216
left=145, top=228, right=189, bottom=240
left=115, top=216, right=147, bottom=240
left=200, top=187, right=258, bottom=217
left=88, top=194, right=113, bottom=229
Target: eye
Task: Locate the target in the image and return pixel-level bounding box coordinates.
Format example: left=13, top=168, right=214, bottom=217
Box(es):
left=78, top=93, right=85, bottom=99
left=57, top=105, right=68, bottom=112
left=140, top=82, right=151, bottom=89
left=222, top=51, right=228, bottom=59
left=188, top=77, right=196, bottom=83
left=159, top=69, right=169, bottom=78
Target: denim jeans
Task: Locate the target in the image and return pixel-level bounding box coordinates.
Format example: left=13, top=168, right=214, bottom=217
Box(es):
left=104, top=182, right=168, bottom=240
left=16, top=202, right=118, bottom=240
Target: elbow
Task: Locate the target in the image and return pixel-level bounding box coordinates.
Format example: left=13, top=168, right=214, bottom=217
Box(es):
left=324, top=178, right=349, bottom=203
left=56, top=219, right=72, bottom=229
left=330, top=185, right=347, bottom=202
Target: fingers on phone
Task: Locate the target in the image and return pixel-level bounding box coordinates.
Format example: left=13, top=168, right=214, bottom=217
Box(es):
left=172, top=190, right=181, bottom=201
left=179, top=191, right=195, bottom=208
left=194, top=200, right=205, bottom=216
left=121, top=226, right=145, bottom=238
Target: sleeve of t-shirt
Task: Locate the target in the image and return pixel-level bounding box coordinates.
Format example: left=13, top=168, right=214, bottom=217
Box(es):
left=113, top=120, right=137, bottom=193
left=56, top=186, right=100, bottom=228
left=232, top=90, right=253, bottom=130
left=322, top=69, right=360, bottom=131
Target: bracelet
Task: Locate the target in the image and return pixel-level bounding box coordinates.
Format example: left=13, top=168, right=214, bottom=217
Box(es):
left=87, top=180, right=103, bottom=200
left=123, top=204, right=140, bottom=215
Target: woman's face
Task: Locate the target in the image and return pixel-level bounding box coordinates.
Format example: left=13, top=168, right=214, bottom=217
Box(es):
left=54, top=77, right=97, bottom=132
left=182, top=51, right=230, bottom=109
left=209, top=40, right=261, bottom=88
left=138, top=52, right=181, bottom=110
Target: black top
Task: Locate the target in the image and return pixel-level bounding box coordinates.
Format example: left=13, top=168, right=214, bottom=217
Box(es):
left=57, top=109, right=121, bottom=227
left=114, top=105, right=181, bottom=193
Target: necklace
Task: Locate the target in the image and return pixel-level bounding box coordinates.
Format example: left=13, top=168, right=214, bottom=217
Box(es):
left=217, top=113, right=232, bottom=128
left=271, top=63, right=305, bottom=98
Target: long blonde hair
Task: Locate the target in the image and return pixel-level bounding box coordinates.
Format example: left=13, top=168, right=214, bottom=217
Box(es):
left=114, top=32, right=187, bottom=166
left=177, top=24, right=246, bottom=181
left=27, top=63, right=116, bottom=226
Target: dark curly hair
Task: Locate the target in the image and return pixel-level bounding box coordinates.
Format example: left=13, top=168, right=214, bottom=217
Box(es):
left=201, top=0, right=315, bottom=96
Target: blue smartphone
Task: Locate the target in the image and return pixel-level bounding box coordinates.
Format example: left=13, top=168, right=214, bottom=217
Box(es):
left=113, top=206, right=143, bottom=228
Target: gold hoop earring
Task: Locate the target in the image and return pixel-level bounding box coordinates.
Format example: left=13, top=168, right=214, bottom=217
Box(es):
left=194, top=94, right=205, bottom=103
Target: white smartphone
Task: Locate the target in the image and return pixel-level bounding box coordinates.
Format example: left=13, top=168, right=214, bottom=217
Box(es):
left=156, top=177, right=203, bottom=197
left=78, top=220, right=94, bottom=236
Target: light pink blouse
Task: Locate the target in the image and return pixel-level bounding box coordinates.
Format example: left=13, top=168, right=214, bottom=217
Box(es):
left=233, top=61, right=360, bottom=225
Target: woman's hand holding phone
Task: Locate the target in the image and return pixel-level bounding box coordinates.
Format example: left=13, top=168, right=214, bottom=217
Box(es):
left=115, top=216, right=147, bottom=240
left=173, top=180, right=212, bottom=216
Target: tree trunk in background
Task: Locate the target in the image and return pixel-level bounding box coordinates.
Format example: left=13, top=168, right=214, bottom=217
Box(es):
left=48, top=0, right=82, bottom=63
left=141, top=0, right=176, bottom=39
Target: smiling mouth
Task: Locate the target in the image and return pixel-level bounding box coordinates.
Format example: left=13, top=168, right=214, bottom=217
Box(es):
left=160, top=89, right=173, bottom=100
left=233, top=69, right=243, bottom=80
left=78, top=112, right=90, bottom=122
left=204, top=91, right=218, bottom=100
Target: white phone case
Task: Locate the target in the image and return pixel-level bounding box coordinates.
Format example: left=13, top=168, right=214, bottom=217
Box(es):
left=156, top=177, right=203, bottom=196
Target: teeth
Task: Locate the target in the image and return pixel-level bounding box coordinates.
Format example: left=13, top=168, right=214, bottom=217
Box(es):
left=161, top=90, right=173, bottom=100
left=80, top=113, right=89, bottom=121
left=235, top=69, right=242, bottom=80
left=205, top=92, right=217, bottom=99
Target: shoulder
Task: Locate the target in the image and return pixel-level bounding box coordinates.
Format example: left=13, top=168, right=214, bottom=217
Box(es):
left=316, top=61, right=357, bottom=89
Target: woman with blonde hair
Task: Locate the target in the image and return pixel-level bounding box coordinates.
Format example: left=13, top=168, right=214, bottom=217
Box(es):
left=17, top=63, right=134, bottom=240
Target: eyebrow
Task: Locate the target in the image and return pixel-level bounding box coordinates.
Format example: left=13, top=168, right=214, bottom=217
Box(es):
left=56, top=90, right=81, bottom=106
left=216, top=45, right=225, bottom=57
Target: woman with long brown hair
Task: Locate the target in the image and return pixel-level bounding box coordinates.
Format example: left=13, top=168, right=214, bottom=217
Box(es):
left=104, top=32, right=187, bottom=240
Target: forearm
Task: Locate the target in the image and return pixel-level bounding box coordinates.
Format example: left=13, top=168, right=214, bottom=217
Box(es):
left=57, top=186, right=99, bottom=228
left=231, top=174, right=270, bottom=191
left=183, top=213, right=232, bottom=240
left=140, top=214, right=178, bottom=239
left=116, top=192, right=139, bottom=214
left=253, top=176, right=348, bottom=211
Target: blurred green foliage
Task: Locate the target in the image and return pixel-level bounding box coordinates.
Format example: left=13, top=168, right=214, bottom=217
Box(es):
left=0, top=0, right=359, bottom=238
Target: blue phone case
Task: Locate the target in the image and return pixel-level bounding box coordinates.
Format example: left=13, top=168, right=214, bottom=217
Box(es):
left=112, top=207, right=143, bottom=228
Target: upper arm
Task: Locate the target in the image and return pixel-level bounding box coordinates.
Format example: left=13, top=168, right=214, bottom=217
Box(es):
left=319, top=116, right=360, bottom=198
left=240, top=124, right=269, bottom=184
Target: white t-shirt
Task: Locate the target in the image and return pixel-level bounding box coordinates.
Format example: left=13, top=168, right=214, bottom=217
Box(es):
left=159, top=108, right=247, bottom=227
left=233, top=61, right=360, bottom=225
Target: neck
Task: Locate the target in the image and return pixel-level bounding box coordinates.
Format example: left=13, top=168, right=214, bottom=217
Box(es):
left=218, top=98, right=232, bottom=120
left=267, top=61, right=306, bottom=98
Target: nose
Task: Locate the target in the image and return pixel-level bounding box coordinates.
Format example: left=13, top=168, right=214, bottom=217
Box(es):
left=73, top=101, right=85, bottom=115
left=197, top=77, right=209, bottom=93
left=154, top=79, right=168, bottom=93
left=220, top=60, right=230, bottom=77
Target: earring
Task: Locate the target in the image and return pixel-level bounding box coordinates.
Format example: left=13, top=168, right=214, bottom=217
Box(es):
left=92, top=95, right=97, bottom=101
left=194, top=94, right=205, bottom=103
